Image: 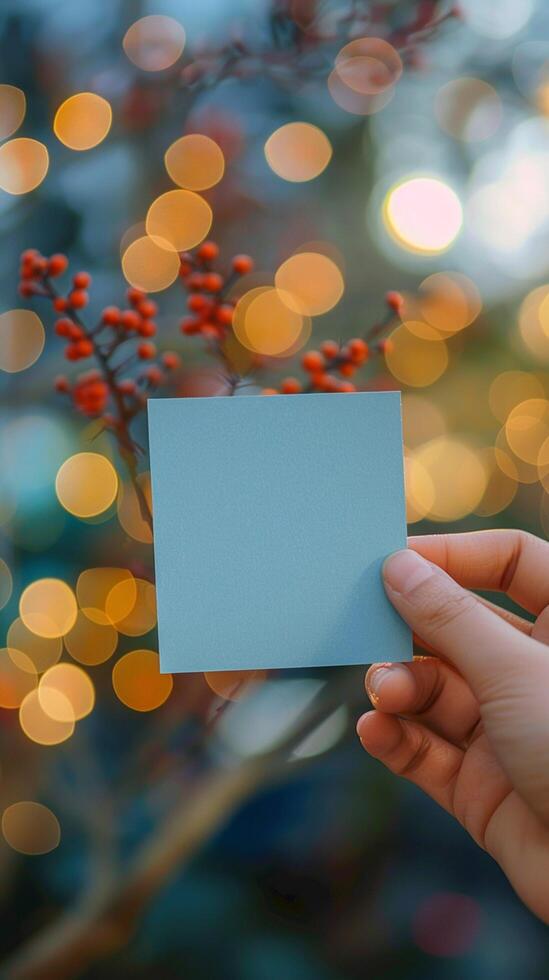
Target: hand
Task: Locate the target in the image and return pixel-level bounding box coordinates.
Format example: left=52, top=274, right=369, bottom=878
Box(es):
left=357, top=530, right=549, bottom=924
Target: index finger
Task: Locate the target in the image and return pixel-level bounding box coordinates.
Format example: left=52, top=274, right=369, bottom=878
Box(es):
left=408, top=530, right=549, bottom=615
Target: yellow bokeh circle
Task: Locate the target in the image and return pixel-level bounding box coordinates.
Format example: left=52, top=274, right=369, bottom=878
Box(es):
left=123, top=15, right=186, bottom=71
left=0, top=85, right=26, bottom=140
left=54, top=92, right=112, bottom=151
left=0, top=310, right=45, bottom=373
left=56, top=452, right=118, bottom=518
left=275, top=252, right=344, bottom=316
left=112, top=649, right=173, bottom=711
left=264, top=122, right=332, bottom=182
left=2, top=802, right=60, bottom=855
left=39, top=663, right=95, bottom=723
left=20, top=579, right=78, bottom=639
left=121, top=235, right=180, bottom=292
left=146, top=190, right=212, bottom=252
left=165, top=134, right=225, bottom=190
left=385, top=324, right=449, bottom=388
left=0, top=138, right=49, bottom=194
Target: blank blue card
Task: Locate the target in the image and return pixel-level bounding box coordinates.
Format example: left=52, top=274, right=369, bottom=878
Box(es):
left=148, top=392, right=411, bottom=672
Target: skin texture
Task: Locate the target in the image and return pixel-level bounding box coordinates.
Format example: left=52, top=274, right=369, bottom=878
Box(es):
left=356, top=530, right=549, bottom=924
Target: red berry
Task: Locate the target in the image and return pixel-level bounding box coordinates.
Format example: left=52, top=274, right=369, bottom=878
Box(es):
left=201, top=324, right=222, bottom=340
left=378, top=338, right=394, bottom=355
left=145, top=366, right=162, bottom=385
left=32, top=256, right=48, bottom=275
left=261, top=388, right=279, bottom=396
left=302, top=350, right=325, bottom=373
left=281, top=377, right=302, bottom=394
left=54, top=318, right=75, bottom=337
left=69, top=290, right=88, bottom=309
left=138, top=319, right=157, bottom=337
left=53, top=296, right=68, bottom=312
left=118, top=379, right=136, bottom=395
left=188, top=294, right=211, bottom=314
left=120, top=310, right=141, bottom=331
left=232, top=254, right=254, bottom=275
left=180, top=317, right=200, bottom=335
left=216, top=304, right=234, bottom=326
left=69, top=325, right=85, bottom=341
left=339, top=362, right=355, bottom=377
left=385, top=291, right=404, bottom=315
left=203, top=272, right=224, bottom=293
left=137, top=299, right=157, bottom=319
left=162, top=352, right=181, bottom=370
left=65, top=344, right=81, bottom=361
left=186, top=273, right=206, bottom=292
left=127, top=287, right=146, bottom=306
left=102, top=306, right=121, bottom=326
left=339, top=381, right=356, bottom=393
left=320, top=340, right=339, bottom=360
left=47, top=254, right=68, bottom=277
left=75, top=339, right=93, bottom=358
left=73, top=271, right=91, bottom=289
left=21, top=248, right=39, bottom=264
left=197, top=241, right=219, bottom=262
left=54, top=375, right=70, bottom=393
left=348, top=338, right=369, bottom=364
left=138, top=342, right=156, bottom=359
left=18, top=282, right=35, bottom=297
left=179, top=260, right=193, bottom=278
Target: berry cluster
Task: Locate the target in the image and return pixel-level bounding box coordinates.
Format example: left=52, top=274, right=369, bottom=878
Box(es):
left=179, top=242, right=254, bottom=343
left=18, top=249, right=181, bottom=428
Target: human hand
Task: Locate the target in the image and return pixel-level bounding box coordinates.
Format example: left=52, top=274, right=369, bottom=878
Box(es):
left=357, top=530, right=549, bottom=924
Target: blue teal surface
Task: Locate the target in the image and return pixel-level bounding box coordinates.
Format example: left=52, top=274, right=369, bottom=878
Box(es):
left=148, top=392, right=411, bottom=672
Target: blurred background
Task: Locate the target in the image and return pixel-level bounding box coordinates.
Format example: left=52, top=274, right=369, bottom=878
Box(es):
left=1, top=0, right=549, bottom=977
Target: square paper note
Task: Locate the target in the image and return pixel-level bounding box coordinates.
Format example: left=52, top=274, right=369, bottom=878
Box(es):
left=148, top=392, right=411, bottom=672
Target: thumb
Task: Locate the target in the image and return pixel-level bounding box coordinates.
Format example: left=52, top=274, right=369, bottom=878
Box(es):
left=383, top=549, right=549, bottom=820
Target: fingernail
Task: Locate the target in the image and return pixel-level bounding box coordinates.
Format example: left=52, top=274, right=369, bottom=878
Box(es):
left=383, top=549, right=435, bottom=595
left=367, top=664, right=410, bottom=705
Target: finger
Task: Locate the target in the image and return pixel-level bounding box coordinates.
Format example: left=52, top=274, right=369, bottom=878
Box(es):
left=365, top=657, right=479, bottom=747
left=412, top=596, right=532, bottom=657
left=383, top=548, right=549, bottom=823
left=356, top=711, right=462, bottom=816
left=409, top=530, right=549, bottom=615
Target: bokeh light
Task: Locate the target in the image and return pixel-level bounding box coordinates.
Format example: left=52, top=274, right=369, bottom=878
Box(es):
left=0, top=310, right=45, bottom=373
left=2, top=802, right=60, bottom=855
left=413, top=437, right=487, bottom=521
left=505, top=398, right=549, bottom=463
left=19, top=688, right=74, bottom=745
left=55, top=452, right=118, bottom=518
left=233, top=286, right=308, bottom=356
left=146, top=190, right=212, bottom=251
left=165, top=134, right=225, bottom=190
left=112, top=650, right=172, bottom=711
left=54, top=93, right=112, bottom=151
left=460, top=0, right=533, bottom=40
left=64, top=610, right=118, bottom=666
left=435, top=78, right=502, bottom=142
left=489, top=370, right=545, bottom=423
left=123, top=15, right=186, bottom=71
left=7, top=619, right=62, bottom=674
left=475, top=447, right=518, bottom=516
left=411, top=273, right=482, bottom=335
left=404, top=452, right=436, bottom=524
left=0, top=138, right=49, bottom=194
left=105, top=578, right=156, bottom=637
left=383, top=178, right=463, bottom=254
left=518, top=285, right=549, bottom=362
left=121, top=235, right=180, bottom=292
left=0, top=648, right=36, bottom=709
left=0, top=84, right=26, bottom=140
left=20, top=579, right=78, bottom=639
left=264, top=122, right=332, bottom=182
left=204, top=670, right=268, bottom=701
left=117, top=472, right=153, bottom=544
left=329, top=36, right=401, bottom=115
left=39, top=663, right=94, bottom=722
left=385, top=324, right=449, bottom=388
left=77, top=567, right=136, bottom=626
left=0, top=558, right=13, bottom=610
left=275, top=252, right=344, bottom=316
left=401, top=394, right=447, bottom=449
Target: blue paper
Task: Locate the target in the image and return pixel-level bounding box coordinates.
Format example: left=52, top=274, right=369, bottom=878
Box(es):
left=148, top=392, right=411, bottom=672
